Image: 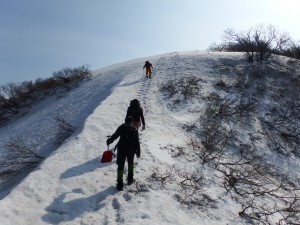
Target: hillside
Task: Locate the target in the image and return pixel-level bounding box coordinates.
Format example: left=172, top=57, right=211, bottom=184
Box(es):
left=0, top=51, right=300, bottom=224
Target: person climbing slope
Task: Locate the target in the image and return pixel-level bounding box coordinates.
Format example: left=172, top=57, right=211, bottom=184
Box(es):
left=143, top=61, right=153, bottom=78
left=126, top=99, right=145, bottom=131
left=106, top=116, right=140, bottom=191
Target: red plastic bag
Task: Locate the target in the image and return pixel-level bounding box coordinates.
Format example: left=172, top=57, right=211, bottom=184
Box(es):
left=101, top=150, right=113, bottom=163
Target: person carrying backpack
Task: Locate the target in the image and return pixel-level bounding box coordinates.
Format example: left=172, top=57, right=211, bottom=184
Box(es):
left=126, top=99, right=145, bottom=131
left=106, top=116, right=140, bottom=191
left=143, top=61, right=153, bottom=78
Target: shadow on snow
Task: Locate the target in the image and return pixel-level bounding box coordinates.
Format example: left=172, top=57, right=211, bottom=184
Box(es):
left=42, top=187, right=116, bottom=224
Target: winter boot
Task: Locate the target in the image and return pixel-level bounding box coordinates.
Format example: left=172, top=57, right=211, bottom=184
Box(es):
left=116, top=181, right=123, bottom=191
left=127, top=164, right=135, bottom=185
left=116, top=170, right=124, bottom=191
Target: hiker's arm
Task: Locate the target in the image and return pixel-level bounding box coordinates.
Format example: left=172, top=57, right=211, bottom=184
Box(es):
left=107, top=127, right=121, bottom=145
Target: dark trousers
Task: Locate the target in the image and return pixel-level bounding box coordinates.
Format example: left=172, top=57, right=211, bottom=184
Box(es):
left=117, top=148, right=135, bottom=171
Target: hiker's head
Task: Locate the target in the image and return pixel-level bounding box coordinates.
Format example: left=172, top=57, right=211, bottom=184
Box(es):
left=130, top=99, right=140, bottom=108
left=125, top=116, right=133, bottom=125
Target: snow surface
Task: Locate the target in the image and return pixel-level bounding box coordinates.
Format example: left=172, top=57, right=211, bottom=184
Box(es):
left=0, top=51, right=299, bottom=225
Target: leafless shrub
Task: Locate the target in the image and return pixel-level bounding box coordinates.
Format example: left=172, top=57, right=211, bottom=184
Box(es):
left=163, top=144, right=190, bottom=159
left=238, top=187, right=300, bottom=224
left=0, top=84, right=20, bottom=117
left=161, top=79, right=177, bottom=97
left=185, top=91, right=300, bottom=223
left=34, top=65, right=91, bottom=91
left=147, top=166, right=178, bottom=185
left=0, top=65, right=91, bottom=126
left=0, top=82, right=34, bottom=122
left=52, top=65, right=91, bottom=85
left=191, top=123, right=235, bottom=164
left=188, top=122, right=300, bottom=224
left=208, top=41, right=228, bottom=52
left=260, top=102, right=300, bottom=157
left=0, top=136, right=44, bottom=185
left=0, top=93, right=19, bottom=118
left=213, top=61, right=243, bottom=76
left=54, top=115, right=76, bottom=146
left=0, top=83, right=19, bottom=100
left=147, top=165, right=216, bottom=209
left=126, top=181, right=150, bottom=194
left=204, top=92, right=257, bottom=121
left=33, top=77, right=59, bottom=91
left=215, top=24, right=292, bottom=63
left=161, top=75, right=202, bottom=103
left=282, top=42, right=300, bottom=60
left=232, top=161, right=300, bottom=224
left=175, top=167, right=217, bottom=210
left=5, top=136, right=44, bottom=161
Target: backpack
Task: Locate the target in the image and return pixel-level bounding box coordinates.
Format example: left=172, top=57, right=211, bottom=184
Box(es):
left=118, top=124, right=137, bottom=148
left=129, top=99, right=140, bottom=121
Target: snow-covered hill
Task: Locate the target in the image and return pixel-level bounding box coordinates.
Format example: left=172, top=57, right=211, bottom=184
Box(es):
left=0, top=51, right=300, bottom=225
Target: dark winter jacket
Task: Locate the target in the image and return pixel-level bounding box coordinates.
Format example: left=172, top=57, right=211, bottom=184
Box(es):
left=107, top=123, right=140, bottom=156
left=143, top=61, right=153, bottom=69
left=126, top=106, right=145, bottom=126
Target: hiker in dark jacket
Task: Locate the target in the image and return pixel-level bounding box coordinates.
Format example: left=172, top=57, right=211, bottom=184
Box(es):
left=143, top=61, right=153, bottom=78
left=126, top=99, right=145, bottom=131
left=107, top=116, right=140, bottom=191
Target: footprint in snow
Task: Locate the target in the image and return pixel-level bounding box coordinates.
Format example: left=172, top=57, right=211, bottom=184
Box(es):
left=123, top=193, right=132, bottom=201
left=112, top=198, right=121, bottom=210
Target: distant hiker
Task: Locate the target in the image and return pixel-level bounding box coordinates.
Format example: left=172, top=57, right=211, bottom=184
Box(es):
left=126, top=99, right=145, bottom=131
left=143, top=61, right=153, bottom=78
left=107, top=116, right=140, bottom=191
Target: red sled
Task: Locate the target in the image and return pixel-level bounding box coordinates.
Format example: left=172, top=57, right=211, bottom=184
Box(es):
left=101, top=150, right=113, bottom=163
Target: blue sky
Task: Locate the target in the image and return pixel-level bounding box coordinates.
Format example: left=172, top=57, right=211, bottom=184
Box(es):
left=1, top=0, right=300, bottom=84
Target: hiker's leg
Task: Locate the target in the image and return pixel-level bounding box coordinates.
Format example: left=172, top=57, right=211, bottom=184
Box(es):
left=127, top=152, right=135, bottom=184
left=146, top=68, right=150, bottom=77
left=116, top=149, right=126, bottom=190
left=116, top=170, right=124, bottom=190
left=128, top=164, right=134, bottom=182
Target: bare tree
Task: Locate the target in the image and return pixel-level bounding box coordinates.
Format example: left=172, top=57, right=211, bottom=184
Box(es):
left=52, top=65, right=91, bottom=85
left=0, top=65, right=91, bottom=127
left=221, top=24, right=291, bottom=62
left=54, top=115, right=76, bottom=146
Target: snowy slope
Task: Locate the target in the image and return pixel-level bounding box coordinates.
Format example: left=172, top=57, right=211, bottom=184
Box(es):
left=0, top=51, right=299, bottom=225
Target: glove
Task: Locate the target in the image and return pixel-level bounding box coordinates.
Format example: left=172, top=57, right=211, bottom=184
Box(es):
left=142, top=124, right=145, bottom=131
